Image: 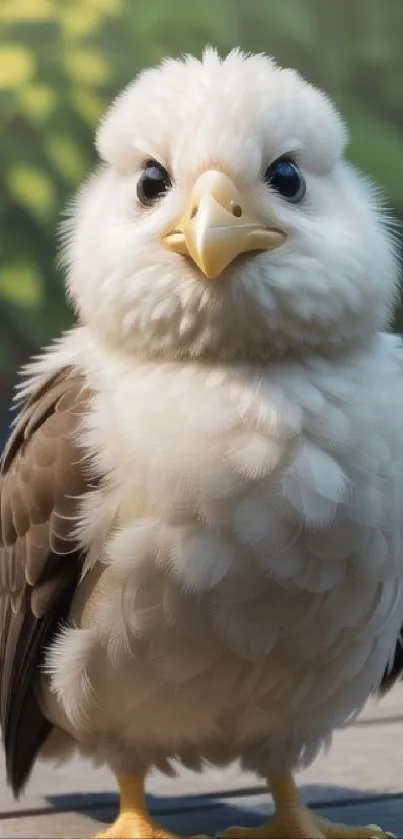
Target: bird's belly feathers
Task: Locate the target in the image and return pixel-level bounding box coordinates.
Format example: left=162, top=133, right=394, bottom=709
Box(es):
left=48, top=338, right=403, bottom=751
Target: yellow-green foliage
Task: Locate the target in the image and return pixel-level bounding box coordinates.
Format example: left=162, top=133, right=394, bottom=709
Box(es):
left=0, top=0, right=402, bottom=389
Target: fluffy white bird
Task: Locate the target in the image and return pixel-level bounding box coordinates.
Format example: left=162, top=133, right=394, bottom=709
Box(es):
left=1, top=48, right=403, bottom=839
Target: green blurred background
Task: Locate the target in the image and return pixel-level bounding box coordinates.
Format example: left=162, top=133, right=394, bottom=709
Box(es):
left=1, top=0, right=403, bottom=441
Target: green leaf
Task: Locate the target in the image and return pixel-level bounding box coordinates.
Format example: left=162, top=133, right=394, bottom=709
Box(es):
left=6, top=164, right=57, bottom=223
left=252, top=0, right=317, bottom=45
left=0, top=263, right=43, bottom=308
left=344, top=97, right=403, bottom=203
left=378, top=71, right=403, bottom=112
left=44, top=134, right=88, bottom=183
left=0, top=45, right=35, bottom=90
left=59, top=4, right=104, bottom=37
left=70, top=87, right=107, bottom=126
left=0, top=333, right=16, bottom=376
left=63, top=48, right=111, bottom=85
left=18, top=83, right=56, bottom=123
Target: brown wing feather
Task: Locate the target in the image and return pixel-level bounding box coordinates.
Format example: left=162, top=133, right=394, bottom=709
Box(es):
left=0, top=365, right=93, bottom=796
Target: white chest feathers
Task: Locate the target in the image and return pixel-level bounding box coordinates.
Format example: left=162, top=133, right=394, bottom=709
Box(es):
left=79, top=337, right=403, bottom=679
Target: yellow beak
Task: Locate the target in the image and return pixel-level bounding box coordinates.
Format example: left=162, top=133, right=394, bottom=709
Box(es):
left=162, top=170, right=286, bottom=279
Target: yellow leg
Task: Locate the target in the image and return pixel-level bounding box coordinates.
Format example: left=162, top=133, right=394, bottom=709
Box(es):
left=94, top=774, right=203, bottom=838
left=222, top=775, right=394, bottom=838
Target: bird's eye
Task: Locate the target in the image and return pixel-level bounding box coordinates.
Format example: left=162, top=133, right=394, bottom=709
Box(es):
left=137, top=160, right=172, bottom=205
left=264, top=157, right=306, bottom=203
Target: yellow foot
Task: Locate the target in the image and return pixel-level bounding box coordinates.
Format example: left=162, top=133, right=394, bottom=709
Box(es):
left=313, top=815, right=395, bottom=839
left=94, top=812, right=209, bottom=839
left=93, top=773, right=209, bottom=839
left=94, top=812, right=178, bottom=838
left=222, top=810, right=394, bottom=839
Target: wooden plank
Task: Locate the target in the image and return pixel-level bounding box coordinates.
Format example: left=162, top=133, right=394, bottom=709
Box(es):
left=3, top=710, right=403, bottom=817
left=2, top=790, right=403, bottom=838
left=0, top=758, right=257, bottom=816
left=2, top=683, right=403, bottom=837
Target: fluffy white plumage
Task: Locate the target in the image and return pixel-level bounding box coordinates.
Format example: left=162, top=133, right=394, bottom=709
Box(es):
left=63, top=49, right=398, bottom=361
left=18, top=48, right=403, bottom=836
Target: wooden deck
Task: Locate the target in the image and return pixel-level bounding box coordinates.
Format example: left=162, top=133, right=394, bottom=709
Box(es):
left=1, top=683, right=403, bottom=837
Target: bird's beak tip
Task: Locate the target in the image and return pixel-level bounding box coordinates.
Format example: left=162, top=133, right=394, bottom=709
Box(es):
left=162, top=170, right=286, bottom=279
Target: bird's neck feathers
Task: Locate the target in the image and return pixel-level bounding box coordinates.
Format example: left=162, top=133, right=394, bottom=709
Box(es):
left=15, top=323, right=388, bottom=413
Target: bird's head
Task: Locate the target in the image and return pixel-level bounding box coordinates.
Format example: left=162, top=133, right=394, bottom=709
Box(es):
left=64, top=49, right=399, bottom=362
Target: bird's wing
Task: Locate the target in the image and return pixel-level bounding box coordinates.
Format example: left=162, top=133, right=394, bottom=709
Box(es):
left=379, top=631, right=403, bottom=695
left=377, top=333, right=403, bottom=695
left=0, top=365, right=93, bottom=795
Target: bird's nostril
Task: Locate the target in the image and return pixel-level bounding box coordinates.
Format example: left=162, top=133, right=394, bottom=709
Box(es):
left=232, top=204, right=242, bottom=218
left=190, top=206, right=198, bottom=219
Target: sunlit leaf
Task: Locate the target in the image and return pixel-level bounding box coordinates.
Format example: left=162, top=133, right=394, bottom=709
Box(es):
left=44, top=135, right=88, bottom=183
left=0, top=263, right=43, bottom=308
left=0, top=45, right=35, bottom=90
left=6, top=165, right=57, bottom=222
left=59, top=5, right=103, bottom=37
left=70, top=87, right=107, bottom=126
left=0, top=0, right=53, bottom=22
left=63, top=48, right=110, bottom=85
left=83, top=0, right=122, bottom=12
left=18, top=83, right=56, bottom=122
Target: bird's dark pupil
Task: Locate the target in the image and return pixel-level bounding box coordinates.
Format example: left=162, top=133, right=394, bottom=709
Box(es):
left=142, top=164, right=169, bottom=199
left=270, top=161, right=300, bottom=198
